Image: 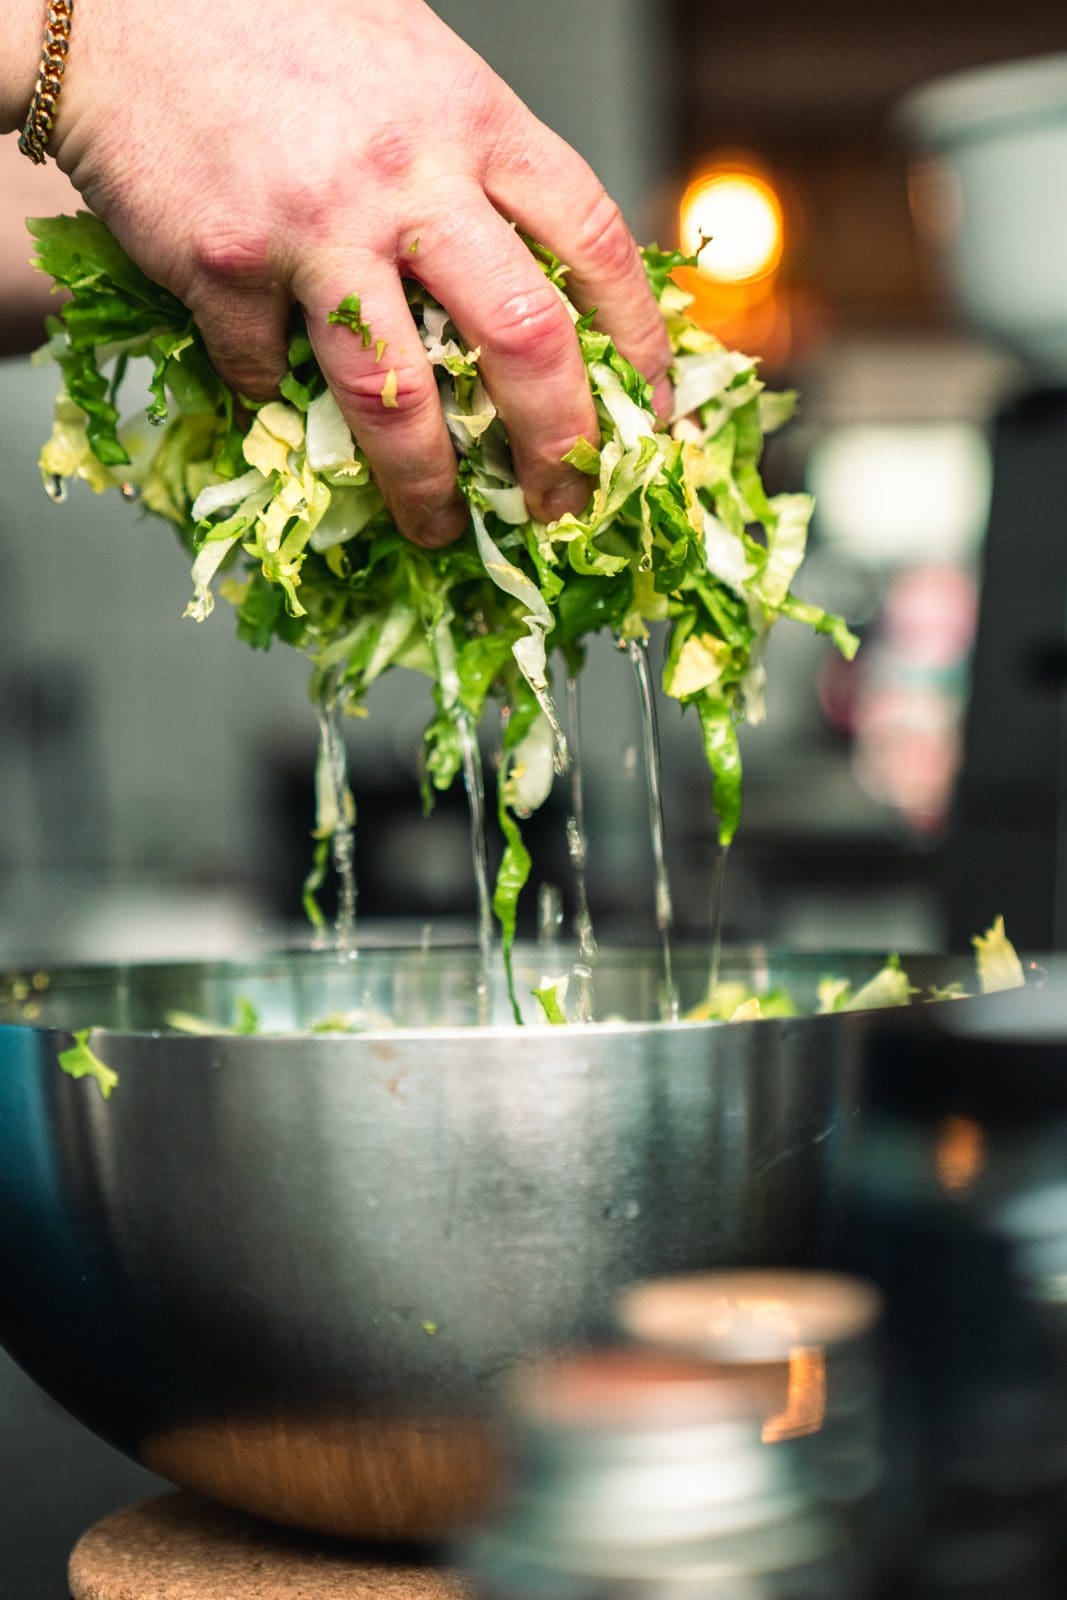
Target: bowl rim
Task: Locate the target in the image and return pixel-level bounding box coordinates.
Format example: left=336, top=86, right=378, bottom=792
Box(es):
left=0, top=942, right=977, bottom=1044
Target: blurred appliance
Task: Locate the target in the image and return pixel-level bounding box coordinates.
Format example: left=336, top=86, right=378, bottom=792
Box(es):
left=899, top=56, right=1067, bottom=948
left=832, top=981, right=1067, bottom=1599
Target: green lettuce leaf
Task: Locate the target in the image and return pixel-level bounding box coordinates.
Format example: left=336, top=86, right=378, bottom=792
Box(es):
left=57, top=1028, right=119, bottom=1098
left=973, top=916, right=1026, bottom=994
left=532, top=979, right=569, bottom=1025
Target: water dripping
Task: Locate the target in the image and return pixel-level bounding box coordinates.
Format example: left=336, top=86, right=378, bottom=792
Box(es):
left=627, top=638, right=679, bottom=1022
left=708, top=843, right=731, bottom=1003
left=538, top=883, right=564, bottom=950
left=120, top=482, right=141, bottom=502
left=457, top=715, right=493, bottom=1025
left=313, top=678, right=358, bottom=955
left=44, top=474, right=67, bottom=504
left=565, top=674, right=598, bottom=1023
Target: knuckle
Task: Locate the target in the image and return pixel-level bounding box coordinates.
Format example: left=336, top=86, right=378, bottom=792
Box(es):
left=329, top=363, right=437, bottom=425
left=361, top=125, right=417, bottom=186
left=190, top=225, right=274, bottom=287
left=574, top=190, right=636, bottom=280
left=488, top=285, right=573, bottom=368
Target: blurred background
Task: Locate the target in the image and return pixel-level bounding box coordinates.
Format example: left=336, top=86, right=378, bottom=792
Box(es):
left=3, top=0, right=1067, bottom=965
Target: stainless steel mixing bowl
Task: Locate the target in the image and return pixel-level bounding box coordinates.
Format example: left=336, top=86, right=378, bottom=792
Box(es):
left=0, top=944, right=966, bottom=1539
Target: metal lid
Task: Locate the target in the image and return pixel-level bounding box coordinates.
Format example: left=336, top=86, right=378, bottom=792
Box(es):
left=510, top=1348, right=788, bottom=1432
left=618, top=1272, right=882, bottom=1362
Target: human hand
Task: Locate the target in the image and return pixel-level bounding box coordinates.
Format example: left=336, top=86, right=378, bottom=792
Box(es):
left=43, top=0, right=672, bottom=546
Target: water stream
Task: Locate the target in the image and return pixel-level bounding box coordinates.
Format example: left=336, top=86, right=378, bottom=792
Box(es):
left=456, top=714, right=493, bottom=1025
left=627, top=638, right=679, bottom=1022
left=565, top=674, right=597, bottom=1023
left=707, top=843, right=731, bottom=1003
left=312, top=681, right=357, bottom=954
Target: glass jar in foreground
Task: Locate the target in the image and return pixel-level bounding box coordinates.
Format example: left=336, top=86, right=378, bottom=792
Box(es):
left=460, top=1345, right=859, bottom=1600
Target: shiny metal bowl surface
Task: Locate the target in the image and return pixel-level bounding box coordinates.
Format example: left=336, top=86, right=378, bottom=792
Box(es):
left=0, top=944, right=968, bottom=1539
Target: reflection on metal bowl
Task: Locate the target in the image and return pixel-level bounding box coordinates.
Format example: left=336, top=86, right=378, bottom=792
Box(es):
left=0, top=945, right=970, bottom=1539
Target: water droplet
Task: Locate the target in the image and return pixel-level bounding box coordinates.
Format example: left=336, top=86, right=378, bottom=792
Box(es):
left=566, top=816, right=585, bottom=867
left=564, top=674, right=597, bottom=1011
left=148, top=411, right=165, bottom=428
left=538, top=884, right=563, bottom=946
left=44, top=474, right=66, bottom=504
left=120, top=481, right=140, bottom=501
left=457, top=713, right=492, bottom=1026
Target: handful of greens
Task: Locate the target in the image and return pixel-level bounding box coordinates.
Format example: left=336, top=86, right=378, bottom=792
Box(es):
left=29, top=213, right=857, bottom=973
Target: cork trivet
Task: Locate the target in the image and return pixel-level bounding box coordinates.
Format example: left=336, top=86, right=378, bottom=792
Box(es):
left=69, top=1492, right=473, bottom=1600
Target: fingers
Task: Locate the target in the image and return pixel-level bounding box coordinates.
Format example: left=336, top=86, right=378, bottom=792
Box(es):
left=193, top=283, right=291, bottom=402
left=487, top=128, right=674, bottom=421
left=299, top=259, right=466, bottom=548
left=412, top=194, right=598, bottom=523
left=183, top=233, right=291, bottom=402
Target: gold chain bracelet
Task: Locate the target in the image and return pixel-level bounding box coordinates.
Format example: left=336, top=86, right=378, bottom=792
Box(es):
left=18, top=0, right=75, bottom=165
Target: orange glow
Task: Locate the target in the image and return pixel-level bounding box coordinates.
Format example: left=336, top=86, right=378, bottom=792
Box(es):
left=935, top=1114, right=986, bottom=1194
left=680, top=166, right=785, bottom=285
left=673, top=160, right=808, bottom=366
left=761, top=1345, right=827, bottom=1444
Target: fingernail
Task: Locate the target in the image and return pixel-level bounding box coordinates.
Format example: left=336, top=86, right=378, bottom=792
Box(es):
left=541, top=473, right=590, bottom=524
left=652, top=376, right=674, bottom=424
left=410, top=502, right=468, bottom=548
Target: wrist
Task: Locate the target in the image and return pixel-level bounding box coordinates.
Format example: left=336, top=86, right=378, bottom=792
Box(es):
left=0, top=0, right=49, bottom=134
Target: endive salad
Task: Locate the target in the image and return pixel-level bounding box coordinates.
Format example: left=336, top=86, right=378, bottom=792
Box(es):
left=29, top=212, right=857, bottom=979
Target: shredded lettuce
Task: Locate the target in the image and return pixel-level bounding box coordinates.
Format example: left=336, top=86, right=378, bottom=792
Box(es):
left=840, top=954, right=916, bottom=1012
left=973, top=915, right=1026, bottom=994
left=29, top=214, right=858, bottom=959
left=57, top=1028, right=119, bottom=1098
left=532, top=977, right=569, bottom=1025
left=50, top=921, right=1024, bottom=1071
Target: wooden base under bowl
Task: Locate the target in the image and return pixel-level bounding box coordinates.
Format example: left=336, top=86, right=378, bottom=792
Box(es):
left=138, top=1415, right=503, bottom=1541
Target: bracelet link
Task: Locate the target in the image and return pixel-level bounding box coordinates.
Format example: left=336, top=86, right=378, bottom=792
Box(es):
left=18, top=0, right=76, bottom=165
